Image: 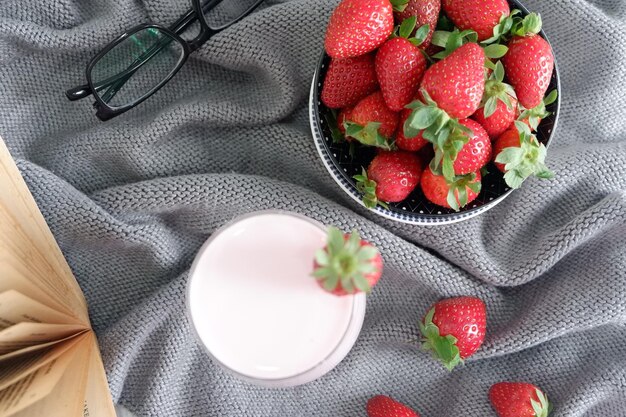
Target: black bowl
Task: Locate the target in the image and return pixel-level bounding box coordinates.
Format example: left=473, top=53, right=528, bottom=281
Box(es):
left=309, top=0, right=560, bottom=225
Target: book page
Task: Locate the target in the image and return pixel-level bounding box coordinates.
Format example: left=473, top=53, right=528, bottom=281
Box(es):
left=0, top=334, right=83, bottom=392
left=0, top=137, right=88, bottom=324
left=82, top=332, right=116, bottom=417
left=0, top=323, right=87, bottom=355
left=0, top=290, right=81, bottom=330
left=0, top=332, right=87, bottom=363
left=0, top=263, right=77, bottom=320
left=0, top=333, right=90, bottom=417
left=0, top=208, right=86, bottom=325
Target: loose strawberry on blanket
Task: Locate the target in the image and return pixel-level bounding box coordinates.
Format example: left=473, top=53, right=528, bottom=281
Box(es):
left=325, top=0, right=395, bottom=59
left=375, top=17, right=429, bottom=111
left=367, top=395, right=420, bottom=417
left=312, top=227, right=383, bottom=296
left=420, top=167, right=481, bottom=211
left=419, top=296, right=486, bottom=370
left=355, top=151, right=422, bottom=208
left=501, top=13, right=554, bottom=109
left=321, top=54, right=379, bottom=109
left=394, top=0, right=441, bottom=48
left=493, top=122, right=554, bottom=188
left=489, top=382, right=552, bottom=417
left=420, top=42, right=485, bottom=118
left=345, top=92, right=399, bottom=148
left=442, top=0, right=510, bottom=41
left=396, top=109, right=429, bottom=151
left=472, top=61, right=518, bottom=139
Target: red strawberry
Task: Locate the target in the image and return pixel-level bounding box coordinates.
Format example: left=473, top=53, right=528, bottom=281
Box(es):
left=501, top=14, right=554, bottom=109
left=313, top=227, right=383, bottom=296
left=322, top=54, right=379, bottom=109
left=420, top=167, right=481, bottom=211
left=492, top=126, right=520, bottom=173
left=428, top=118, right=491, bottom=181
left=472, top=61, right=518, bottom=139
left=354, top=151, right=422, bottom=207
left=396, top=109, right=429, bottom=151
left=324, top=0, right=394, bottom=59
left=421, top=43, right=485, bottom=118
left=518, top=89, right=558, bottom=131
left=367, top=395, right=420, bottom=417
left=337, top=108, right=352, bottom=135
left=442, top=0, right=510, bottom=41
left=419, top=296, right=486, bottom=370
left=489, top=382, right=552, bottom=417
left=345, top=92, right=399, bottom=148
left=375, top=19, right=427, bottom=111
left=395, top=0, right=441, bottom=48
left=473, top=98, right=517, bottom=139
left=493, top=122, right=554, bottom=189
left=451, top=119, right=492, bottom=175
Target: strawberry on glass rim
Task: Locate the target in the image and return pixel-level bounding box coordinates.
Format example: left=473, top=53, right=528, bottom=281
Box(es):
left=312, top=227, right=383, bottom=296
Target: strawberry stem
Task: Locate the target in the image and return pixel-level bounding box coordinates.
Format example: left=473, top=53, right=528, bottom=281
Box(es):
left=312, top=227, right=380, bottom=294
left=419, top=308, right=464, bottom=371
left=495, top=121, right=554, bottom=189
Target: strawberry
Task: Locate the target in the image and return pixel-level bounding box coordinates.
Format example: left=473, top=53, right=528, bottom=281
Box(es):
left=421, top=42, right=485, bottom=118
left=420, top=167, right=481, bottom=211
left=432, top=118, right=491, bottom=179
left=472, top=61, right=518, bottom=139
left=419, top=296, right=486, bottom=370
left=324, top=0, right=395, bottom=59
left=501, top=13, right=554, bottom=109
left=493, top=122, right=554, bottom=189
left=312, top=227, right=383, bottom=296
left=375, top=17, right=428, bottom=111
left=337, top=108, right=352, bottom=135
left=345, top=92, right=399, bottom=149
left=354, top=151, right=422, bottom=207
left=396, top=109, right=429, bottom=151
left=517, top=89, right=558, bottom=131
left=322, top=54, right=379, bottom=109
left=394, top=0, right=441, bottom=48
left=489, top=382, right=552, bottom=417
left=442, top=0, right=510, bottom=41
left=367, top=395, right=420, bottom=417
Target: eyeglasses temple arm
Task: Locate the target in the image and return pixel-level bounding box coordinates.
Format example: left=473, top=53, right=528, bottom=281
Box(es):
left=66, top=84, right=93, bottom=101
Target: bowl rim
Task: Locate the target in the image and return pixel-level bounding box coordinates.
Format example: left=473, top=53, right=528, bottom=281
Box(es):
left=309, top=0, right=561, bottom=225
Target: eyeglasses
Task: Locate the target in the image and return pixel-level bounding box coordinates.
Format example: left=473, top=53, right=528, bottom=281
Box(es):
left=66, top=0, right=263, bottom=121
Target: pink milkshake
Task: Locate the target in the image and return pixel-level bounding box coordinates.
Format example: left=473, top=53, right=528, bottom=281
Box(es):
left=186, top=211, right=366, bottom=387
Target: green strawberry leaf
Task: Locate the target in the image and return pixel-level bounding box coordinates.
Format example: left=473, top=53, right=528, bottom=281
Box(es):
left=484, top=96, right=498, bottom=118
left=413, top=24, right=430, bottom=46
left=420, top=307, right=463, bottom=371
left=544, top=89, right=558, bottom=105
left=390, top=0, right=409, bottom=13
left=484, top=44, right=508, bottom=59
left=399, top=16, right=417, bottom=39
left=345, top=122, right=394, bottom=150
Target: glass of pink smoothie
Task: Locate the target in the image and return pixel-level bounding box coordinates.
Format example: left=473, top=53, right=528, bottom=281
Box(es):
left=186, top=210, right=366, bottom=388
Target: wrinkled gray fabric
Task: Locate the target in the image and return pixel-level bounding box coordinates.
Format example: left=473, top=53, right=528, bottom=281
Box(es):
left=1, top=0, right=625, bottom=416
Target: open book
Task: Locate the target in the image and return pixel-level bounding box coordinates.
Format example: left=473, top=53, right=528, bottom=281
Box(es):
left=0, top=137, right=115, bottom=417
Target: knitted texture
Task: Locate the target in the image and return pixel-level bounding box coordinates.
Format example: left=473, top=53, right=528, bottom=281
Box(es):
left=1, top=0, right=626, bottom=416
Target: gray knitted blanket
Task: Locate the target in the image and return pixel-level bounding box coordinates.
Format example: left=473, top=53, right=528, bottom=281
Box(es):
left=1, top=0, right=625, bottom=416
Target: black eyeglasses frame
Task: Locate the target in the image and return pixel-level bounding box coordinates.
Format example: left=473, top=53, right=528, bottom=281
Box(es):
left=66, top=0, right=262, bottom=121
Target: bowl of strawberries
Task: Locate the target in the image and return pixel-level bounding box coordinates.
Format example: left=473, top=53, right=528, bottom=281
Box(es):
left=309, top=0, right=560, bottom=225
